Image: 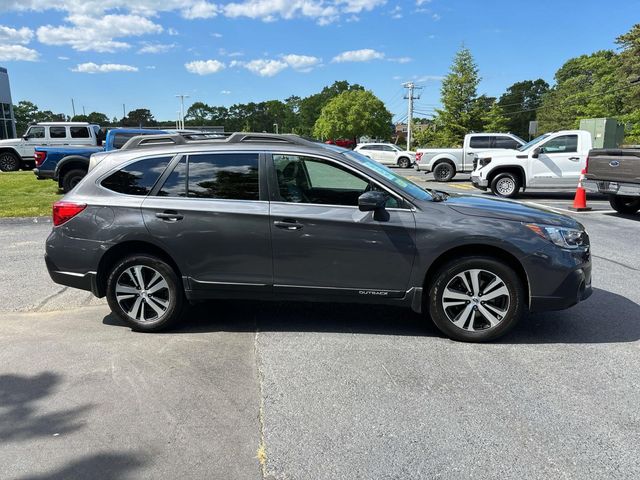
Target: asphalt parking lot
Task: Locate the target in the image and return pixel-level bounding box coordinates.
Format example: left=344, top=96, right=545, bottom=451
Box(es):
left=1, top=175, right=639, bottom=479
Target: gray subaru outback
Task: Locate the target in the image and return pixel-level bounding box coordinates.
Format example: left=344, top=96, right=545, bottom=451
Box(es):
left=45, top=133, right=592, bottom=342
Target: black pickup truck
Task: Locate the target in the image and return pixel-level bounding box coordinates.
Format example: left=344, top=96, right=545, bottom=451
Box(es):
left=584, top=148, right=640, bottom=214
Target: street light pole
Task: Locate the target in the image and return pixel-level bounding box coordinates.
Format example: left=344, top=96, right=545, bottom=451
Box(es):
left=175, top=94, right=190, bottom=130
left=273, top=123, right=279, bottom=134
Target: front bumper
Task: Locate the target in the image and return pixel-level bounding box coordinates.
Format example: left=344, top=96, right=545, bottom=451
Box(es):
left=471, top=173, right=488, bottom=190
left=529, top=265, right=592, bottom=312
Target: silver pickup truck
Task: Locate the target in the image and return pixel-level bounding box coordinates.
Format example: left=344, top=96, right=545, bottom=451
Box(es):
left=415, top=132, right=524, bottom=182
left=584, top=148, right=640, bottom=214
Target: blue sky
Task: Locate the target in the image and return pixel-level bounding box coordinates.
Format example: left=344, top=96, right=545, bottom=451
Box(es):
left=0, top=0, right=638, bottom=125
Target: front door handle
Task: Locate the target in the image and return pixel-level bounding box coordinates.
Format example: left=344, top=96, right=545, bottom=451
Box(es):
left=274, top=220, right=303, bottom=230
left=568, top=156, right=580, bottom=161
left=156, top=211, right=183, bottom=221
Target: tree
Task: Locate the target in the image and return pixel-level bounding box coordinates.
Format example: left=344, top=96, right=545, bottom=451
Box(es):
left=122, top=108, right=156, bottom=127
left=615, top=24, right=640, bottom=142
left=433, top=46, right=481, bottom=146
left=297, top=80, right=364, bottom=135
left=498, top=79, right=549, bottom=139
left=12, top=101, right=39, bottom=135
left=86, top=112, right=110, bottom=125
left=313, top=90, right=392, bottom=141
left=482, top=101, right=509, bottom=132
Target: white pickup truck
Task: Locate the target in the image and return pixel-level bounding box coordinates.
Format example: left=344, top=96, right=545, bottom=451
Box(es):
left=415, top=132, right=525, bottom=181
left=0, top=122, right=102, bottom=171
left=471, top=130, right=593, bottom=198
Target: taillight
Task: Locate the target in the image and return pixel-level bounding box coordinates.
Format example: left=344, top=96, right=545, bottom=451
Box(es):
left=34, top=150, right=47, bottom=167
left=53, top=201, right=87, bottom=226
left=416, top=152, right=423, bottom=162
left=585, top=156, right=589, bottom=173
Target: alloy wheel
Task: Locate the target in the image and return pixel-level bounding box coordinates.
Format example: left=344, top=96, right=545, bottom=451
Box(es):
left=496, top=178, right=516, bottom=196
left=115, top=265, right=171, bottom=323
left=441, top=269, right=510, bottom=331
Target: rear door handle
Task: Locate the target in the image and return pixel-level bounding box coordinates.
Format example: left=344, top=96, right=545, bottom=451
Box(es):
left=274, top=220, right=303, bottom=230
left=568, top=157, right=580, bottom=161
left=156, top=211, right=183, bottom=221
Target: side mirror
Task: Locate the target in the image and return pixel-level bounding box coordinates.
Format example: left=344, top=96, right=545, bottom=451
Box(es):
left=22, top=134, right=29, bottom=140
left=358, top=190, right=387, bottom=212
left=532, top=147, right=541, bottom=158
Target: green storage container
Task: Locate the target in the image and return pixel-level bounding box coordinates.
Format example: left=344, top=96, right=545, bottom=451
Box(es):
left=579, top=118, right=625, bottom=148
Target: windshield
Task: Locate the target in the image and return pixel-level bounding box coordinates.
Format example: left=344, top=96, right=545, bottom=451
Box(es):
left=389, top=144, right=403, bottom=152
left=518, top=133, right=550, bottom=152
left=321, top=144, right=432, bottom=201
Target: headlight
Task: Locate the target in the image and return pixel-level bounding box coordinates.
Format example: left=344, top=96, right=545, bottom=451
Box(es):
left=479, top=157, right=492, bottom=167
left=524, top=223, right=588, bottom=249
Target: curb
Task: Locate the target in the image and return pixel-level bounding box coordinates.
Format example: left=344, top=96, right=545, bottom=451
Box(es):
left=0, top=216, right=51, bottom=225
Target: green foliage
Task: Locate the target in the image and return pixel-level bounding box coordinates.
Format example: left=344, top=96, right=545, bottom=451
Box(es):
left=482, top=101, right=509, bottom=132
left=313, top=90, right=392, bottom=141
left=434, top=46, right=481, bottom=146
left=12, top=101, right=66, bottom=135
left=498, top=79, right=549, bottom=138
left=122, top=108, right=156, bottom=127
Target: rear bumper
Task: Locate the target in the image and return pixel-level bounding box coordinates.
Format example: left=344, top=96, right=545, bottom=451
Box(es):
left=45, top=253, right=99, bottom=296
left=33, top=168, right=55, bottom=180
left=583, top=179, right=640, bottom=197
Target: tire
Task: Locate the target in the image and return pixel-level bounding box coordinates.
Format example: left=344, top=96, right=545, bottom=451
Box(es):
left=0, top=151, right=20, bottom=172
left=106, top=254, right=184, bottom=332
left=397, top=157, right=411, bottom=169
left=61, top=168, right=87, bottom=193
left=490, top=172, right=520, bottom=198
left=609, top=195, right=640, bottom=215
left=428, top=256, right=525, bottom=342
left=433, top=162, right=455, bottom=182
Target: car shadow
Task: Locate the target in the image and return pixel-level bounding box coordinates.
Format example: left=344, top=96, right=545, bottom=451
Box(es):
left=103, top=287, right=640, bottom=344
left=603, top=212, right=640, bottom=222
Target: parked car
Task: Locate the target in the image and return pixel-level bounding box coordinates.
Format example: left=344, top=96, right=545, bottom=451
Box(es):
left=583, top=147, right=640, bottom=214
left=0, top=122, right=101, bottom=172
left=45, top=132, right=591, bottom=342
left=325, top=138, right=355, bottom=149
left=354, top=143, right=415, bottom=168
left=471, top=130, right=593, bottom=198
left=415, top=133, right=525, bottom=181
left=34, top=128, right=170, bottom=192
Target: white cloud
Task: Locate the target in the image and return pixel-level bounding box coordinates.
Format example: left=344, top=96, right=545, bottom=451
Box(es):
left=37, top=14, right=163, bottom=52
left=185, top=59, right=226, bottom=75
left=416, top=0, right=432, bottom=5
left=0, top=25, right=33, bottom=44
left=414, top=74, right=444, bottom=82
left=432, top=13, right=441, bottom=20
left=168, top=27, right=179, bottom=36
left=145, top=65, right=156, bottom=69
left=71, top=62, right=138, bottom=73
left=58, top=56, right=70, bottom=60
left=388, top=56, right=412, bottom=64
left=332, top=48, right=385, bottom=63
left=0, top=44, right=39, bottom=61
left=242, top=59, right=288, bottom=77
left=390, top=5, right=402, bottom=19
left=221, top=90, right=231, bottom=94
left=182, top=1, right=218, bottom=19
left=138, top=42, right=175, bottom=54
left=212, top=32, right=223, bottom=38
left=282, top=54, right=321, bottom=72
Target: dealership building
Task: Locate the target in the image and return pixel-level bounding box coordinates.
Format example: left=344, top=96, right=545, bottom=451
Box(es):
left=0, top=67, right=16, bottom=139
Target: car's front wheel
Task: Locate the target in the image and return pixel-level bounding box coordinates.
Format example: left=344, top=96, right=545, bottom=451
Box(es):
left=106, top=254, right=184, bottom=332
left=428, top=256, right=525, bottom=342
left=490, top=172, right=520, bottom=198
left=0, top=151, right=20, bottom=172
left=609, top=195, right=640, bottom=214
left=397, top=157, right=411, bottom=168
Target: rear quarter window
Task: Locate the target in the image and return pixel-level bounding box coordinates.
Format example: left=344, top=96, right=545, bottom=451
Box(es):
left=101, top=156, right=173, bottom=195
left=70, top=127, right=90, bottom=138
left=469, top=137, right=491, bottom=148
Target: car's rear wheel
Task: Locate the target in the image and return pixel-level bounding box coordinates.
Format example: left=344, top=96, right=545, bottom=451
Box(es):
left=0, top=151, right=20, bottom=172
left=490, top=172, right=520, bottom=198
left=61, top=168, right=87, bottom=193
left=609, top=195, right=640, bottom=214
left=106, top=254, right=183, bottom=332
left=397, top=157, right=411, bottom=168
left=433, top=162, right=455, bottom=182
left=428, top=256, right=525, bottom=342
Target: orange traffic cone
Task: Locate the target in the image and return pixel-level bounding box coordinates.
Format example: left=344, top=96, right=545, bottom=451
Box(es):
left=569, top=169, right=591, bottom=211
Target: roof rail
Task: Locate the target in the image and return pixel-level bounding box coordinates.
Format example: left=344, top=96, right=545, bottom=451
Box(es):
left=119, top=131, right=316, bottom=151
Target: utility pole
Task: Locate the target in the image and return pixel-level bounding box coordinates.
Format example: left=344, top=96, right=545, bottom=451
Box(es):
left=71, top=98, right=76, bottom=118
left=176, top=94, right=189, bottom=130
left=122, top=104, right=126, bottom=124
left=273, top=123, right=279, bottom=134
left=402, top=82, right=422, bottom=151
left=82, top=105, right=86, bottom=116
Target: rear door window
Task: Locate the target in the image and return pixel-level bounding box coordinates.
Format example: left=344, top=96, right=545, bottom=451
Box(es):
left=49, top=127, right=67, bottom=139
left=187, top=153, right=260, bottom=200
left=70, top=127, right=90, bottom=138
left=101, top=156, right=173, bottom=195
left=469, top=137, right=491, bottom=148
left=494, top=136, right=521, bottom=149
